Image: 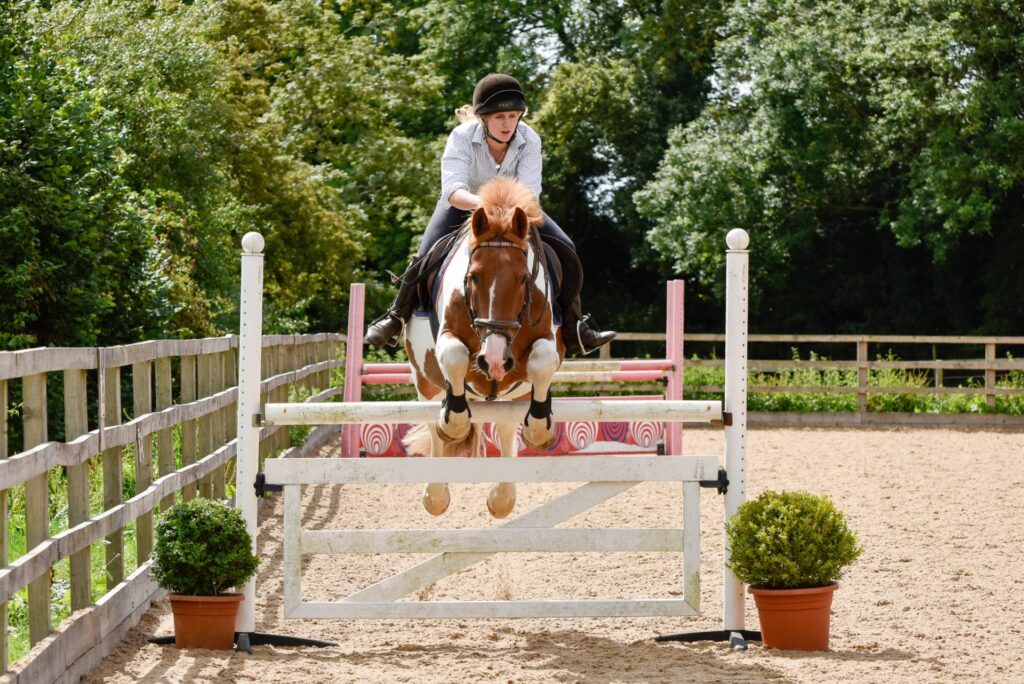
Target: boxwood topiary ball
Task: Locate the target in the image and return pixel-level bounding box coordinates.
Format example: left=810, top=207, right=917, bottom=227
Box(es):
left=726, top=490, right=863, bottom=590
left=151, top=498, right=260, bottom=596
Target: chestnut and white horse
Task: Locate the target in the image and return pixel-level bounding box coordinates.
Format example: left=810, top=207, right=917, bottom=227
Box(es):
left=404, top=177, right=564, bottom=518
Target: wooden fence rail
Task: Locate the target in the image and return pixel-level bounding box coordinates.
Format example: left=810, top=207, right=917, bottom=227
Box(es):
left=601, top=332, right=1024, bottom=426
left=0, top=333, right=343, bottom=682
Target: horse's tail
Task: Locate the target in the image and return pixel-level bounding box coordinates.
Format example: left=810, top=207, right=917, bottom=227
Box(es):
left=401, top=423, right=482, bottom=457
left=402, top=424, right=432, bottom=456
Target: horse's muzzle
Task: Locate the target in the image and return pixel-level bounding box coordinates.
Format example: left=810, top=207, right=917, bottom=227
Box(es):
left=477, top=354, right=515, bottom=376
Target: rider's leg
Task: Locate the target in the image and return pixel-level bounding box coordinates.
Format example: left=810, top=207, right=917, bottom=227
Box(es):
left=537, top=212, right=617, bottom=356
left=365, top=203, right=470, bottom=347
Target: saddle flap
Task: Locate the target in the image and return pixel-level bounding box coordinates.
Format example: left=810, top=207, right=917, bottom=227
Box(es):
left=416, top=230, right=466, bottom=313
left=542, top=241, right=563, bottom=291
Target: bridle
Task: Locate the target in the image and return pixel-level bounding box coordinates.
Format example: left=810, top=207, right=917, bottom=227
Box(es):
left=463, top=230, right=546, bottom=350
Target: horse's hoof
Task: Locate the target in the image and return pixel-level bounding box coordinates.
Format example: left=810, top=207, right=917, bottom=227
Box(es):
left=487, top=485, right=516, bottom=519
left=423, top=484, right=450, bottom=516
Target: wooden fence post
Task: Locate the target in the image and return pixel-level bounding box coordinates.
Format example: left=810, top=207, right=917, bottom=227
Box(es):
left=23, top=373, right=50, bottom=644
left=133, top=361, right=154, bottom=563
left=985, top=343, right=996, bottom=408
left=857, top=339, right=868, bottom=418
left=259, top=347, right=273, bottom=470
left=102, top=365, right=125, bottom=589
left=1, top=378, right=8, bottom=669
left=317, top=336, right=329, bottom=391
left=276, top=344, right=289, bottom=454
left=155, top=357, right=175, bottom=512
left=198, top=352, right=214, bottom=499
left=180, top=355, right=198, bottom=502
left=212, top=350, right=227, bottom=501
left=64, top=369, right=92, bottom=612
left=224, top=344, right=238, bottom=491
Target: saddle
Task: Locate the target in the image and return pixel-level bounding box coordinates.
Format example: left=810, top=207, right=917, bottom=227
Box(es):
left=412, top=230, right=582, bottom=326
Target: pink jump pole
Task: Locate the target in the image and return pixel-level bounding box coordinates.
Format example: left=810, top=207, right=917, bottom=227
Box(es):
left=664, top=280, right=685, bottom=455
left=342, top=283, right=366, bottom=456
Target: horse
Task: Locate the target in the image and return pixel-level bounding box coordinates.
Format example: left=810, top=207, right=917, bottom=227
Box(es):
left=404, top=177, right=564, bottom=518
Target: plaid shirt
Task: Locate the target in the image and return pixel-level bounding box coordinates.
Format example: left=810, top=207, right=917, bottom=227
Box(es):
left=439, top=120, right=543, bottom=207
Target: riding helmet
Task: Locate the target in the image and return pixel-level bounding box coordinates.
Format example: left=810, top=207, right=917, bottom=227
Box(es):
left=473, top=74, right=527, bottom=115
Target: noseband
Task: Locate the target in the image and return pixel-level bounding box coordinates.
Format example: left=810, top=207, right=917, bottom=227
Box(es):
left=464, top=234, right=545, bottom=348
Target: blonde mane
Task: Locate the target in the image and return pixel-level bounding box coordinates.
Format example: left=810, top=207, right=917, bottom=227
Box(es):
left=477, top=177, right=543, bottom=230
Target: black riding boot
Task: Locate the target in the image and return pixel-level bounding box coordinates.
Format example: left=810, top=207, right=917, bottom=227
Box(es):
left=562, top=297, right=617, bottom=357
left=365, top=258, right=422, bottom=348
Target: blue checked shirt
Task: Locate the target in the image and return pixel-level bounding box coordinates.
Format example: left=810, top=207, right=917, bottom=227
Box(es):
left=439, top=120, right=543, bottom=207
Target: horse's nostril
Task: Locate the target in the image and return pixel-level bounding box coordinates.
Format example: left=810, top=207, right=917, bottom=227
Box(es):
left=503, top=357, right=514, bottom=373
left=477, top=356, right=489, bottom=373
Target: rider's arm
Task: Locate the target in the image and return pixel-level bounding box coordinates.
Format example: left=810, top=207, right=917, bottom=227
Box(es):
left=448, top=188, right=481, bottom=211
left=440, top=125, right=474, bottom=206
left=515, top=125, right=543, bottom=199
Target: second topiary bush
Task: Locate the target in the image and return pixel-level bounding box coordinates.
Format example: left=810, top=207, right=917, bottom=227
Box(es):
left=725, top=490, right=863, bottom=590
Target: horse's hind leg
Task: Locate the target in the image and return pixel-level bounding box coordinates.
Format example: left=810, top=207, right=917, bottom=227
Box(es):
left=422, top=425, right=451, bottom=516
left=487, top=421, right=518, bottom=519
left=522, top=338, right=559, bottom=449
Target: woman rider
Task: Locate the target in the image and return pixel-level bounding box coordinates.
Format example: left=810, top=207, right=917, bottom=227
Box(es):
left=365, top=73, right=616, bottom=356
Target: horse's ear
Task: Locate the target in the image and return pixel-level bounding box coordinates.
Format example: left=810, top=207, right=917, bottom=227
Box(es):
left=471, top=207, right=489, bottom=237
left=511, top=207, right=529, bottom=241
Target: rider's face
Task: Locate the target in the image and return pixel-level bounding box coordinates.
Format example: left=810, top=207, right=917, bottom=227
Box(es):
left=484, top=111, right=521, bottom=142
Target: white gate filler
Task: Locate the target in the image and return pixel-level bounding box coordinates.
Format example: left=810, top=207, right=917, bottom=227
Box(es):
left=225, top=228, right=757, bottom=651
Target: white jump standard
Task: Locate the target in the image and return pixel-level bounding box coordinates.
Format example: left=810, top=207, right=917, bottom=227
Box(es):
left=230, top=228, right=757, bottom=651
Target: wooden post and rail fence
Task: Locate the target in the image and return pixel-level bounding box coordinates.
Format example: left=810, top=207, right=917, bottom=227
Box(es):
left=0, top=329, right=1021, bottom=681
left=0, top=334, right=342, bottom=683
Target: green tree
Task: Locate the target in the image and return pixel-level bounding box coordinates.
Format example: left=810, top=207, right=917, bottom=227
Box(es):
left=532, top=2, right=727, bottom=330
left=212, top=0, right=446, bottom=329
left=0, top=1, right=139, bottom=348
left=638, top=0, right=1024, bottom=333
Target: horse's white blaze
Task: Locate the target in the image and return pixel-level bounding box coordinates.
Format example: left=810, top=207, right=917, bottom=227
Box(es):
left=481, top=279, right=506, bottom=379
left=482, top=330, right=509, bottom=381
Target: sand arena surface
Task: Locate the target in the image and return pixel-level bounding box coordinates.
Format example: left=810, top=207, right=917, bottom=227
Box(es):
left=84, top=427, right=1024, bottom=683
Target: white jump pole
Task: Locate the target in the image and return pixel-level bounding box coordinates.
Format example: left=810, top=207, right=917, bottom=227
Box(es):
left=653, top=228, right=754, bottom=648
left=231, top=233, right=336, bottom=651
left=235, top=232, right=265, bottom=637
left=264, top=398, right=722, bottom=425
left=722, top=228, right=750, bottom=634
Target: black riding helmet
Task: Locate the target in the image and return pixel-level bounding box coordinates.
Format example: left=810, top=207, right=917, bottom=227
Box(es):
left=473, top=73, right=527, bottom=115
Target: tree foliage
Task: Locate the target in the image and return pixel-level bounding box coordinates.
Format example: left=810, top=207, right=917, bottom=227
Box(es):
left=3, top=0, right=1023, bottom=348
left=638, top=0, right=1024, bottom=332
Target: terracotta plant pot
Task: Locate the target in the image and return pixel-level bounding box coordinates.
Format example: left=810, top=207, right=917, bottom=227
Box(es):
left=748, top=583, right=837, bottom=651
left=168, top=593, right=243, bottom=649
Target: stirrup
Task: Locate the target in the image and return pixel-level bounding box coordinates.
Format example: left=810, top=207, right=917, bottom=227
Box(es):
left=574, top=314, right=615, bottom=357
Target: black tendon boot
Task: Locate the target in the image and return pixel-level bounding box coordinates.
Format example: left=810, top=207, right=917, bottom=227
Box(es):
left=563, top=297, right=616, bottom=357
left=365, top=258, right=422, bottom=348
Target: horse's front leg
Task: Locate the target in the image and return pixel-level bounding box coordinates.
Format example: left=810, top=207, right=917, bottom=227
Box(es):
left=435, top=332, right=472, bottom=442
left=522, top=338, right=559, bottom=449
left=422, top=425, right=450, bottom=516
left=487, top=421, right=518, bottom=519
